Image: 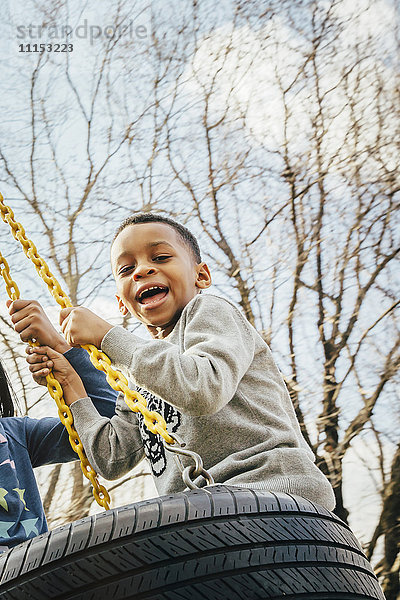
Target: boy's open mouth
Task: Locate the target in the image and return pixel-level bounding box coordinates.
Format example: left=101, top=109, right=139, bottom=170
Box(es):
left=136, top=284, right=169, bottom=305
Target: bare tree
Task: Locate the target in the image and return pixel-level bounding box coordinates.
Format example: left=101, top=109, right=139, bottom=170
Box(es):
left=0, top=2, right=398, bottom=595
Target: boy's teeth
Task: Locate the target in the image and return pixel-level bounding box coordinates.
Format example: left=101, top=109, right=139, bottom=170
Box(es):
left=139, top=286, right=168, bottom=304
left=140, top=286, right=161, bottom=298
left=141, top=290, right=168, bottom=305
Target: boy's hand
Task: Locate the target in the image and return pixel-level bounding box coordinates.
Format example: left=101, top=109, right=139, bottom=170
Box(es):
left=29, top=345, right=88, bottom=406
left=7, top=299, right=72, bottom=353
left=25, top=345, right=53, bottom=387
left=60, top=307, right=113, bottom=348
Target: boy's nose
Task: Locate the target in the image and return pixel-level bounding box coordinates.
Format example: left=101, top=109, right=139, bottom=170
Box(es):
left=132, top=266, right=156, bottom=280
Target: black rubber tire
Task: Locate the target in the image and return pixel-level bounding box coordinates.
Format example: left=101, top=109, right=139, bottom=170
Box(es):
left=0, top=485, right=384, bottom=600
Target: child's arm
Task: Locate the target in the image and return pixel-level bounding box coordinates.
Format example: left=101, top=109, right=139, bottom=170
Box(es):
left=20, top=346, right=103, bottom=466
left=29, top=345, right=87, bottom=407
left=60, top=306, right=112, bottom=349
left=58, top=296, right=256, bottom=416
left=28, top=346, right=144, bottom=478
left=27, top=345, right=118, bottom=415
left=8, top=299, right=118, bottom=415
left=68, top=396, right=145, bottom=480
left=7, top=300, right=138, bottom=476
left=23, top=416, right=88, bottom=467
left=8, top=299, right=71, bottom=354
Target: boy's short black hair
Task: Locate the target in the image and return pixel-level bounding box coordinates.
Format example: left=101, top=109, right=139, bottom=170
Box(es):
left=113, top=213, right=202, bottom=263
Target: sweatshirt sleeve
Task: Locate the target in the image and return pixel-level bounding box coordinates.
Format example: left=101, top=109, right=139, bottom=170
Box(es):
left=25, top=416, right=79, bottom=467
left=101, top=295, right=256, bottom=416
left=27, top=347, right=118, bottom=467
left=64, top=347, right=118, bottom=418
left=69, top=395, right=145, bottom=480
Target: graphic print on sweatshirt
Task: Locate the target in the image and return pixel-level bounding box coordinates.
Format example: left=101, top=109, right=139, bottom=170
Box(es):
left=135, top=386, right=181, bottom=477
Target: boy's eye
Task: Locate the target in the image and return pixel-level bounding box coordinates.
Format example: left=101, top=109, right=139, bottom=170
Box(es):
left=153, top=255, right=171, bottom=261
left=119, top=265, right=135, bottom=275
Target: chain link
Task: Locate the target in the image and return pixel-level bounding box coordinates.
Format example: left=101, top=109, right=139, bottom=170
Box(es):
left=163, top=435, right=215, bottom=489
left=0, top=251, right=20, bottom=301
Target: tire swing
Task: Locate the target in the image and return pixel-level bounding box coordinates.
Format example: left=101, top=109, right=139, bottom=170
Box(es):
left=0, top=196, right=385, bottom=600
left=0, top=485, right=386, bottom=600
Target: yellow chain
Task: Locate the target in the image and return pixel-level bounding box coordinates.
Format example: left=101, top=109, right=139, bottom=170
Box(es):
left=0, top=252, right=20, bottom=301
left=0, top=248, right=111, bottom=509
left=0, top=194, right=175, bottom=444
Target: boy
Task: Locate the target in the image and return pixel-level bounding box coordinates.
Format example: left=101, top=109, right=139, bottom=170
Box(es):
left=17, top=214, right=336, bottom=510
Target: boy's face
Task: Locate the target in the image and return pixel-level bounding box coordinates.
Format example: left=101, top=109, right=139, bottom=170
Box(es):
left=111, top=222, right=211, bottom=337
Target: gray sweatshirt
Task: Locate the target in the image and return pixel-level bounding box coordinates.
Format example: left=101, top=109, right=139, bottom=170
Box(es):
left=70, top=293, right=336, bottom=510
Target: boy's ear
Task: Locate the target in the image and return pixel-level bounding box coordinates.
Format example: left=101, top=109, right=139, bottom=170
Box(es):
left=116, top=294, right=129, bottom=316
left=195, top=262, right=212, bottom=289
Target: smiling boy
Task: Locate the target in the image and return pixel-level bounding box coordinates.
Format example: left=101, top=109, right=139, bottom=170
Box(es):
left=111, top=216, right=211, bottom=339
left=23, top=213, right=336, bottom=510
